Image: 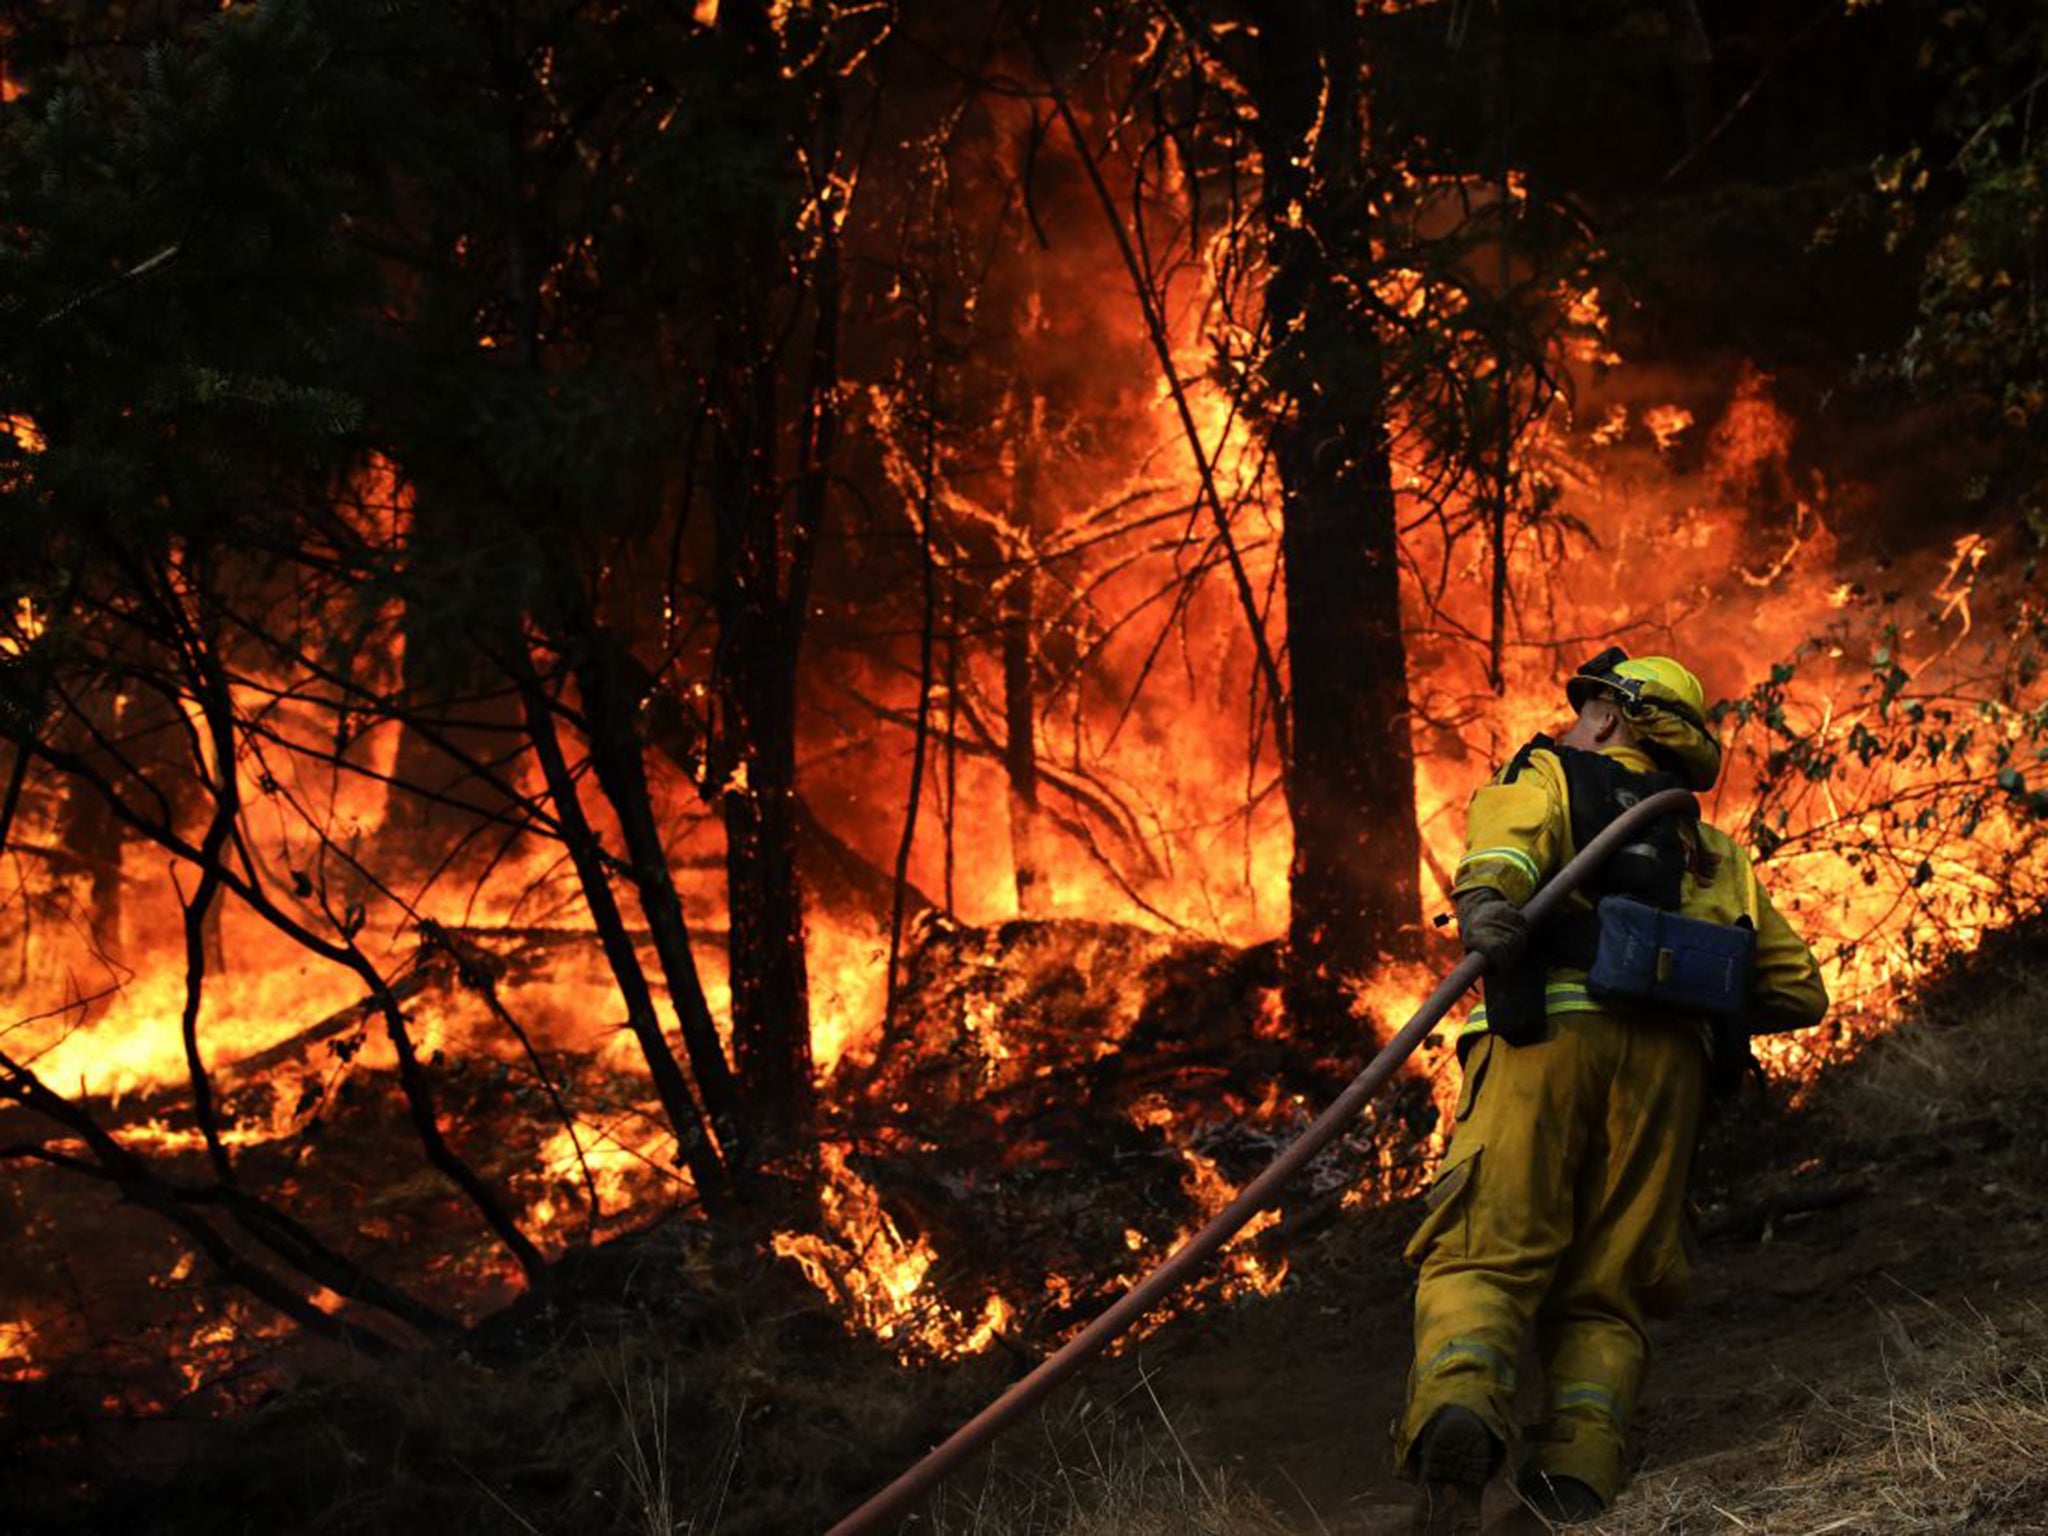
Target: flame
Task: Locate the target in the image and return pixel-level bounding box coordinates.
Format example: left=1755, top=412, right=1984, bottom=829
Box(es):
left=1642, top=404, right=1693, bottom=451
left=1172, top=1149, right=1288, bottom=1299
left=2, top=412, right=44, bottom=452
left=0, top=1320, right=44, bottom=1382
left=771, top=1144, right=1010, bottom=1358
left=3, top=109, right=2043, bottom=1404
left=2, top=593, right=46, bottom=659
left=520, top=1117, right=687, bottom=1244
left=1932, top=532, right=1989, bottom=640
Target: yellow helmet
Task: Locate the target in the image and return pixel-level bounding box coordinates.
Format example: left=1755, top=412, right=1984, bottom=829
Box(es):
left=1565, top=647, right=1721, bottom=789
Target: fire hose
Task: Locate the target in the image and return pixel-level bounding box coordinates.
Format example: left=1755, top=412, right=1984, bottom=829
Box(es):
left=827, top=786, right=1700, bottom=1534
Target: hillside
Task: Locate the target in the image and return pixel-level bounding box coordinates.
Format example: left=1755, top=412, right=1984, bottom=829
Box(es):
left=907, top=926, right=2048, bottom=1535
left=18, top=929, right=2046, bottom=1536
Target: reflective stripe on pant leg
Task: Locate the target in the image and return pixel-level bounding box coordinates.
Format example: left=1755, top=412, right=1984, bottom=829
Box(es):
left=1527, top=1375, right=1632, bottom=1504
left=1419, top=1336, right=1519, bottom=1394
left=1549, top=1379, right=1627, bottom=1430
left=1395, top=1155, right=1522, bottom=1466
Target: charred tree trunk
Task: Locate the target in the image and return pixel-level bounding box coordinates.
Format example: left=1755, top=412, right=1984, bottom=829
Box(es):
left=886, top=350, right=941, bottom=1026
left=1002, top=378, right=1047, bottom=917
left=1256, top=1, right=1424, bottom=1000
left=60, top=768, right=124, bottom=950
left=710, top=344, right=817, bottom=1154
left=58, top=683, right=141, bottom=954
left=566, top=612, right=747, bottom=1166
left=510, top=645, right=731, bottom=1205
left=703, top=4, right=839, bottom=1152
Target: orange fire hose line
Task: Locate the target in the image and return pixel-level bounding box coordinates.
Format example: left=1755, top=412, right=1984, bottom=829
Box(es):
left=827, top=787, right=1701, bottom=1534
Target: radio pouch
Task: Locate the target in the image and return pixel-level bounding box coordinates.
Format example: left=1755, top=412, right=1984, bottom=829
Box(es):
left=1585, top=896, right=1756, bottom=1018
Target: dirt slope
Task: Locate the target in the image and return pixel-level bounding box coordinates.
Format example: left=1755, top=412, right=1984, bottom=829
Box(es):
left=951, top=931, right=2048, bottom=1534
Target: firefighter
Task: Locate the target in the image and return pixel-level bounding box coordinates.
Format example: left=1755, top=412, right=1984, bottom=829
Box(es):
left=1395, top=650, right=1828, bottom=1530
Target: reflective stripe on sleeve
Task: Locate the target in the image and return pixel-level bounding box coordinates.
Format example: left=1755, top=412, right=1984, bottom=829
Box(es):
left=1454, top=846, right=1542, bottom=892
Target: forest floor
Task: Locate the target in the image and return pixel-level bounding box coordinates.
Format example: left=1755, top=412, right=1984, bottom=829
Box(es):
left=19, top=926, right=2048, bottom=1535
left=922, top=925, right=2048, bottom=1535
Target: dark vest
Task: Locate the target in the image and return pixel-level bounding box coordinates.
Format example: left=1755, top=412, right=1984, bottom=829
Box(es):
left=1504, top=735, right=1693, bottom=912
left=1481, top=738, right=1697, bottom=1045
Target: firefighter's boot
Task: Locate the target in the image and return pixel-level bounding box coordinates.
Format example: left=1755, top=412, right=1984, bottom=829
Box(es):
left=1409, top=1405, right=1500, bottom=1533
left=1516, top=1469, right=1606, bottom=1525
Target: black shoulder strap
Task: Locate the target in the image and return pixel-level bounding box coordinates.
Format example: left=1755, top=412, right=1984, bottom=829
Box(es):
left=1502, top=732, right=1554, bottom=785
left=1555, top=746, right=1696, bottom=908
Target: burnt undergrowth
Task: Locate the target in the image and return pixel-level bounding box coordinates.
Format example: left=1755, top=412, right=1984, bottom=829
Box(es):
left=0, top=912, right=1427, bottom=1535
left=9, top=913, right=2046, bottom=1534
left=836, top=915, right=1442, bottom=1340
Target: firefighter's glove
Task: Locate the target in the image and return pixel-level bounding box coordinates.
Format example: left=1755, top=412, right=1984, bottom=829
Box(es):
left=1455, top=888, right=1531, bottom=972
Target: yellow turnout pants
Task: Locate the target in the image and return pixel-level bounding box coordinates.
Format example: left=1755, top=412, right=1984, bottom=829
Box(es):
left=1393, top=1011, right=1708, bottom=1503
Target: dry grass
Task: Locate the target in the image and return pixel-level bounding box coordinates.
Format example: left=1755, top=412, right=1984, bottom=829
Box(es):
left=1598, top=948, right=2048, bottom=1534
left=1606, top=1299, right=2048, bottom=1535
left=104, top=1218, right=995, bottom=1536
left=922, top=1300, right=2048, bottom=1536
left=1819, top=959, right=2048, bottom=1132
left=925, top=1371, right=1297, bottom=1536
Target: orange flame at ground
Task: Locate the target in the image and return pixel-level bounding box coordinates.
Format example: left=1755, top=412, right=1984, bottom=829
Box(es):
left=772, top=1145, right=1011, bottom=1359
